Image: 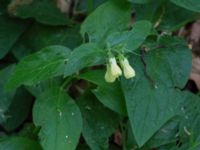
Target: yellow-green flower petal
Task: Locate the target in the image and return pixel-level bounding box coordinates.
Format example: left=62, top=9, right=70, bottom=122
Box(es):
left=104, top=64, right=117, bottom=83
left=105, top=69, right=116, bottom=83
left=120, top=58, right=135, bottom=79
left=109, top=57, right=122, bottom=77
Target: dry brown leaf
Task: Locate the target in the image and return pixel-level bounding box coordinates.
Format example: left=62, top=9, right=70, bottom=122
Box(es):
left=178, top=20, right=200, bottom=90
left=190, top=55, right=200, bottom=90
left=188, top=20, right=200, bottom=56
left=113, top=131, right=122, bottom=146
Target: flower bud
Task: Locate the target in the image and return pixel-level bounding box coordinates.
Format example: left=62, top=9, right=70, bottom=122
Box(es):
left=120, top=58, right=135, bottom=79
left=109, top=57, right=122, bottom=77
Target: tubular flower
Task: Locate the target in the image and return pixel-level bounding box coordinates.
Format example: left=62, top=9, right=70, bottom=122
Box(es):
left=104, top=65, right=116, bottom=83
left=120, top=58, right=135, bottom=79
left=109, top=57, right=122, bottom=77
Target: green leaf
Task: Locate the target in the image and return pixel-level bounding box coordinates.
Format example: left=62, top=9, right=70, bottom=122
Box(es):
left=145, top=36, right=192, bottom=88
left=0, top=66, right=32, bottom=131
left=1, top=88, right=33, bottom=131
left=144, top=120, right=179, bottom=149
left=79, top=70, right=127, bottom=115
left=93, top=84, right=127, bottom=116
left=77, top=92, right=119, bottom=150
left=0, top=65, right=16, bottom=123
left=25, top=78, right=62, bottom=97
left=33, top=88, right=82, bottom=150
left=64, top=43, right=105, bottom=77
left=158, top=2, right=197, bottom=31
left=133, top=1, right=197, bottom=32
left=179, top=92, right=200, bottom=147
left=6, top=45, right=71, bottom=90
left=12, top=24, right=82, bottom=60
left=121, top=36, right=192, bottom=147
left=79, top=70, right=108, bottom=87
left=10, top=0, right=72, bottom=25
left=121, top=41, right=190, bottom=146
left=0, top=137, right=42, bottom=150
left=122, top=73, right=182, bottom=147
left=133, top=2, right=161, bottom=21
left=80, top=0, right=131, bottom=45
left=0, top=16, right=27, bottom=59
left=170, top=0, right=200, bottom=12
left=106, top=20, right=152, bottom=52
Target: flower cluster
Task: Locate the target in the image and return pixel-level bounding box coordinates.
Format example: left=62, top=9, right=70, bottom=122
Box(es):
left=105, top=56, right=135, bottom=83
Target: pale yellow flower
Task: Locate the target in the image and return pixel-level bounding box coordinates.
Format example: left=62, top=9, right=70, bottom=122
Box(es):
left=104, top=65, right=116, bottom=83
left=109, top=57, right=122, bottom=77
left=120, top=58, right=135, bottom=79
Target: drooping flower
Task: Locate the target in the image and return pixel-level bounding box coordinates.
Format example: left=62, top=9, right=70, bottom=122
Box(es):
left=109, top=57, right=122, bottom=77
left=104, top=57, right=122, bottom=83
left=120, top=57, right=135, bottom=79
left=104, top=65, right=116, bottom=83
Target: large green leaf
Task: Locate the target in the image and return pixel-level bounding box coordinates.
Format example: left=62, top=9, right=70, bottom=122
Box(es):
left=145, top=36, right=192, bottom=88
left=121, top=71, right=182, bottom=147
left=170, top=0, right=200, bottom=12
left=121, top=36, right=192, bottom=146
left=0, top=16, right=27, bottom=59
left=0, top=137, right=42, bottom=150
left=10, top=0, right=71, bottom=25
left=33, top=88, right=82, bottom=150
left=80, top=0, right=131, bottom=45
left=12, top=24, right=82, bottom=60
left=77, top=92, right=119, bottom=150
left=64, top=43, right=105, bottom=77
left=79, top=70, right=127, bottom=116
left=106, top=20, right=152, bottom=52
left=6, top=46, right=71, bottom=90
left=0, top=65, right=16, bottom=123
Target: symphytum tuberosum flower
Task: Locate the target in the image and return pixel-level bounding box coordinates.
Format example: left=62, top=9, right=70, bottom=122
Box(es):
left=105, top=65, right=116, bottom=83
left=104, top=57, right=122, bottom=83
left=120, top=57, right=135, bottom=79
left=109, top=57, right=122, bottom=77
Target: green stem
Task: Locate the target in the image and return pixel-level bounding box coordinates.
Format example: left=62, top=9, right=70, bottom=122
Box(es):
left=61, top=76, right=74, bottom=89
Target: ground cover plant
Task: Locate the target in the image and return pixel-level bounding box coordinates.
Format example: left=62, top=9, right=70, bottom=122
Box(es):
left=0, top=0, right=200, bottom=150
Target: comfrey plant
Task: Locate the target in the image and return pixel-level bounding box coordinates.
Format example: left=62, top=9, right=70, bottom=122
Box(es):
left=0, top=0, right=200, bottom=150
